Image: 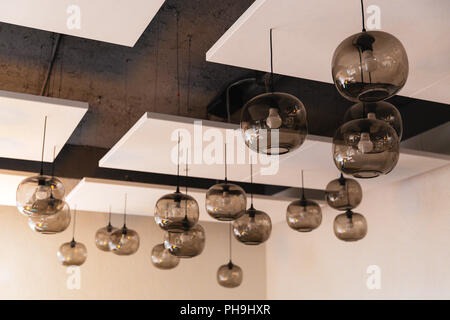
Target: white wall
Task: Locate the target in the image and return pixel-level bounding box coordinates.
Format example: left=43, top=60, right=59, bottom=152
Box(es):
left=266, top=164, right=450, bottom=299
left=0, top=206, right=266, bottom=299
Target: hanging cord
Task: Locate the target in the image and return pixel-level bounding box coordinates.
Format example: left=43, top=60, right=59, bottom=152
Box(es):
left=360, top=0, right=366, bottom=32
left=175, top=10, right=181, bottom=116
left=40, top=34, right=61, bottom=96
left=269, top=28, right=274, bottom=92
left=185, top=149, right=189, bottom=194
left=154, top=15, right=160, bottom=111
left=39, top=116, right=48, bottom=176
left=107, top=205, right=113, bottom=231
left=71, top=206, right=77, bottom=246
left=186, top=34, right=192, bottom=114
left=300, top=170, right=306, bottom=200
left=228, top=222, right=233, bottom=268
left=224, top=143, right=228, bottom=183
left=250, top=161, right=254, bottom=208
left=122, top=194, right=128, bottom=234
left=176, top=132, right=180, bottom=193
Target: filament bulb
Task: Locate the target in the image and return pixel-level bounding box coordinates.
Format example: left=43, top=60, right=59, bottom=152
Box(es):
left=362, top=49, right=377, bottom=72
left=266, top=108, right=282, bottom=129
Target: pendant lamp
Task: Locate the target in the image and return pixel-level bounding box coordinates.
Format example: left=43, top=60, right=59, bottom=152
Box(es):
left=331, top=0, right=408, bottom=102
left=286, top=170, right=322, bottom=232
left=155, top=134, right=199, bottom=232
left=344, top=101, right=403, bottom=140
left=28, top=147, right=71, bottom=234
left=95, top=207, right=119, bottom=252
left=17, top=116, right=65, bottom=216
left=240, top=29, right=307, bottom=155
left=151, top=243, right=180, bottom=270
left=232, top=162, right=271, bottom=245
left=163, top=156, right=205, bottom=258
left=57, top=207, right=87, bottom=266
left=217, top=223, right=243, bottom=288
left=109, top=194, right=140, bottom=256
left=325, top=173, right=362, bottom=210
left=332, top=113, right=399, bottom=178
left=206, top=144, right=246, bottom=221
left=334, top=210, right=367, bottom=242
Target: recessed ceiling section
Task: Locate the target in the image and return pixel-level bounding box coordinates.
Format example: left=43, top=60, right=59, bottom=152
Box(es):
left=0, top=0, right=165, bottom=46
left=206, top=0, right=450, bottom=104
left=0, top=90, right=88, bottom=162
left=66, top=177, right=292, bottom=223
left=99, top=112, right=450, bottom=191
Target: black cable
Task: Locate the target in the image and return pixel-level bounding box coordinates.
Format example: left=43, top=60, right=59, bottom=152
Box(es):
left=269, top=28, right=274, bottom=92
left=176, top=132, right=180, bottom=192
left=40, top=116, right=48, bottom=175
left=361, top=0, right=366, bottom=32
left=176, top=11, right=181, bottom=116
left=186, top=34, right=192, bottom=114
left=71, top=206, right=77, bottom=243
left=301, top=170, right=305, bottom=199
left=224, top=143, right=228, bottom=183
left=229, top=222, right=232, bottom=263
left=123, top=194, right=127, bottom=227
left=250, top=161, right=254, bottom=207
left=51, top=146, right=56, bottom=177
left=40, top=33, right=61, bottom=96
left=185, top=149, right=189, bottom=194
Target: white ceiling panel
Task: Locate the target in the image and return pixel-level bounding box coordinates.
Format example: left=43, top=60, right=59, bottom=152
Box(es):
left=0, top=169, right=35, bottom=206
left=206, top=0, right=450, bottom=104
left=0, top=0, right=165, bottom=47
left=99, top=112, right=450, bottom=192
left=66, top=177, right=293, bottom=223
left=0, top=90, right=88, bottom=162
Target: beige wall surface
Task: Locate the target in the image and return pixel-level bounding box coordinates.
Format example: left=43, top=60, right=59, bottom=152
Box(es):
left=0, top=207, right=266, bottom=299
left=266, top=164, right=450, bottom=299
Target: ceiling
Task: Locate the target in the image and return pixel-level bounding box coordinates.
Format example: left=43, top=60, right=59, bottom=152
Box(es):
left=99, top=112, right=450, bottom=191
left=0, top=0, right=165, bottom=46
left=207, top=0, right=450, bottom=105
left=0, top=90, right=88, bottom=162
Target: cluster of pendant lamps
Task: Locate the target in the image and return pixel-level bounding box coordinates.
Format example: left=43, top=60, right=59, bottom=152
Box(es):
left=14, top=0, right=409, bottom=288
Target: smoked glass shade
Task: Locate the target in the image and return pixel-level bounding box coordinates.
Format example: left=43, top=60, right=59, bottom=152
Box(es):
left=28, top=201, right=71, bottom=234
left=205, top=183, right=246, bottom=221
left=57, top=240, right=87, bottom=266
left=332, top=31, right=408, bottom=102
left=95, top=223, right=119, bottom=252
left=334, top=210, right=367, bottom=242
left=240, top=92, right=307, bottom=155
left=109, top=226, right=140, bottom=256
left=232, top=206, right=272, bottom=245
left=217, top=262, right=243, bottom=288
left=325, top=175, right=362, bottom=210
left=164, top=224, right=205, bottom=258
left=151, top=243, right=180, bottom=270
left=286, top=198, right=322, bottom=232
left=155, top=192, right=199, bottom=232
left=16, top=175, right=65, bottom=216
left=332, top=115, right=399, bottom=178
left=344, top=101, right=403, bottom=140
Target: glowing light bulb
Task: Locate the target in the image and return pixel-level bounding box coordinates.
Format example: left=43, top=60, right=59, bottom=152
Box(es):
left=35, top=185, right=51, bottom=200
left=266, top=108, right=282, bottom=129
left=362, top=50, right=378, bottom=72
left=221, top=190, right=231, bottom=206
left=357, top=132, right=373, bottom=153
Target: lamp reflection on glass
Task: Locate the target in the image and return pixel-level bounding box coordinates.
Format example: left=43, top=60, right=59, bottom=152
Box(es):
left=110, top=194, right=140, bottom=256
left=217, top=223, right=243, bottom=288
left=95, top=207, right=118, bottom=252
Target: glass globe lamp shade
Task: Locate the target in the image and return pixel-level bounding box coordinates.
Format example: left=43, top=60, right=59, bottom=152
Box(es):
left=28, top=201, right=71, bottom=234
left=240, top=92, right=307, bottom=155
left=95, top=223, right=119, bottom=252
left=155, top=192, right=199, bottom=232
left=286, top=198, right=322, bottom=232
left=232, top=206, right=272, bottom=245
left=109, top=226, right=140, bottom=256
left=205, top=183, right=246, bottom=221
left=332, top=115, right=399, bottom=178
left=16, top=175, right=65, bottom=216
left=344, top=101, right=403, bottom=140
left=151, top=243, right=180, bottom=270
left=334, top=210, right=367, bottom=242
left=217, top=262, right=243, bottom=288
left=332, top=31, right=408, bottom=102
left=57, top=240, right=87, bottom=266
left=325, top=176, right=362, bottom=210
left=164, top=224, right=205, bottom=258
